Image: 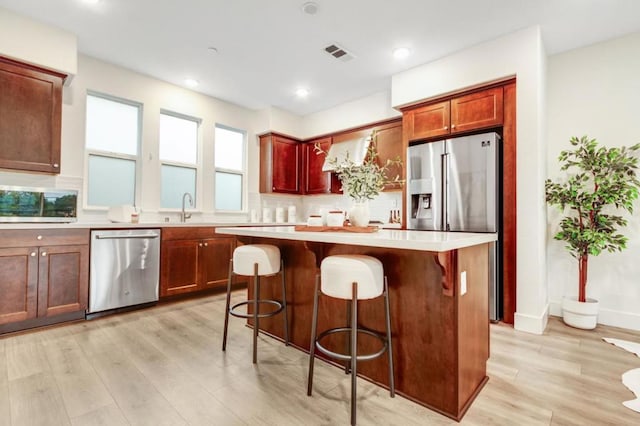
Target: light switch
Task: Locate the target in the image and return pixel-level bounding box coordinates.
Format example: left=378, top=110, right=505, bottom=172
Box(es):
left=460, top=271, right=467, bottom=295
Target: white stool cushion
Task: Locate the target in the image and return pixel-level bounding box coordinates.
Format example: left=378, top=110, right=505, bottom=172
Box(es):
left=320, top=255, right=384, bottom=300
left=233, top=244, right=281, bottom=276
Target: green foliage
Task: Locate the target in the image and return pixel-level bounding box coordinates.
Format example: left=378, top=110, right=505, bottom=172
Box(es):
left=545, top=136, right=640, bottom=260
left=315, top=131, right=404, bottom=202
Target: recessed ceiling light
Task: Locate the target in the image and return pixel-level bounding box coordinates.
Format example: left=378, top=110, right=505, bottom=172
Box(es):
left=295, top=88, right=310, bottom=98
left=207, top=47, right=218, bottom=54
left=81, top=0, right=100, bottom=4
left=301, top=2, right=319, bottom=15
left=184, top=78, right=199, bottom=88
left=393, top=47, right=411, bottom=60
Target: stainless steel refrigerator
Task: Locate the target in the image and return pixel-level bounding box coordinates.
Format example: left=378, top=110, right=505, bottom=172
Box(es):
left=406, top=132, right=501, bottom=320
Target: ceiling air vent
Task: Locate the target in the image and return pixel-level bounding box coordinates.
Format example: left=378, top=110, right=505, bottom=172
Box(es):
left=324, top=43, right=355, bottom=62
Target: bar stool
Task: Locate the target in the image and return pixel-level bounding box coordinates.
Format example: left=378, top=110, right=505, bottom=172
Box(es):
left=222, top=244, right=289, bottom=364
left=307, top=254, right=394, bottom=425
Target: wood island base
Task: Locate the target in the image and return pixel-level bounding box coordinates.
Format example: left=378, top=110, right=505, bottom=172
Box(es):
left=233, top=236, right=490, bottom=421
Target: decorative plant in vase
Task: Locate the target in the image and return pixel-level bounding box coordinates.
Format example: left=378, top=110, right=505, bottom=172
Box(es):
left=315, top=130, right=403, bottom=227
left=545, top=135, right=640, bottom=329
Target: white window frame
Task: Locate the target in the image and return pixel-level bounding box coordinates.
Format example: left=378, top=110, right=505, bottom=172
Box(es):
left=83, top=91, right=142, bottom=210
left=214, top=123, right=247, bottom=213
left=158, top=109, right=202, bottom=211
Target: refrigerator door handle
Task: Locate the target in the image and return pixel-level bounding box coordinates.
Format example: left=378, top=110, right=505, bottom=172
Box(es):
left=441, top=153, right=449, bottom=231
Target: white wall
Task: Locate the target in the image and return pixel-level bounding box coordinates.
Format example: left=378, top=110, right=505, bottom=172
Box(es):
left=392, top=26, right=549, bottom=334
left=547, top=31, right=640, bottom=330
left=301, top=91, right=400, bottom=138
left=0, top=6, right=77, bottom=78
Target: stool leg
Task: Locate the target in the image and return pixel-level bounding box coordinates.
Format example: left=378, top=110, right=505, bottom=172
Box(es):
left=253, top=262, right=259, bottom=364
left=307, top=274, right=321, bottom=396
left=281, top=259, right=290, bottom=346
left=384, top=277, right=395, bottom=398
left=351, top=281, right=358, bottom=426
left=345, top=300, right=351, bottom=374
left=222, top=259, right=233, bottom=352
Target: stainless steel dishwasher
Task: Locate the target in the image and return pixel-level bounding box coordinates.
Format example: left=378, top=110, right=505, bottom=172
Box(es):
left=89, top=229, right=161, bottom=314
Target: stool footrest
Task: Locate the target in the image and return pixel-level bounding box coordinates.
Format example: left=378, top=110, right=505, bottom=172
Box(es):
left=229, top=300, right=284, bottom=319
left=315, top=327, right=388, bottom=362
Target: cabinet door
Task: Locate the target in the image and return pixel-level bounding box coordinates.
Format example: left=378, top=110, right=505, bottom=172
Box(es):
left=272, top=136, right=301, bottom=193
left=0, top=247, right=38, bottom=324
left=0, top=57, right=64, bottom=174
left=37, top=245, right=89, bottom=318
left=304, top=137, right=332, bottom=194
left=160, top=239, right=200, bottom=297
left=372, top=122, right=403, bottom=191
left=405, top=100, right=451, bottom=141
left=450, top=87, right=503, bottom=134
left=199, top=237, right=235, bottom=291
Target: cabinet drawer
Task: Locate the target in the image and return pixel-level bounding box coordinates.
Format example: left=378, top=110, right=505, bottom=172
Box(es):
left=162, top=227, right=217, bottom=241
left=0, top=229, right=89, bottom=248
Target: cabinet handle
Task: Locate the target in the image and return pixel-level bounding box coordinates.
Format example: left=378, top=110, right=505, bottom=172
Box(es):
left=30, top=252, right=37, bottom=257
left=41, top=252, right=47, bottom=257
left=199, top=243, right=203, bottom=247
left=272, top=186, right=276, bottom=191
left=53, top=163, right=59, bottom=168
left=37, top=235, right=43, bottom=240
left=204, top=242, right=208, bottom=247
left=444, top=126, right=448, bottom=130
left=451, top=124, right=456, bottom=129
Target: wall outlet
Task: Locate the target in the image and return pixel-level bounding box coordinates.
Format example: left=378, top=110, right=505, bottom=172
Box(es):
left=460, top=271, right=467, bottom=295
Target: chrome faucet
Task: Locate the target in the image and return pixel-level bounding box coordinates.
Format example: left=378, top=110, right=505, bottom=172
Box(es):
left=181, top=192, right=193, bottom=222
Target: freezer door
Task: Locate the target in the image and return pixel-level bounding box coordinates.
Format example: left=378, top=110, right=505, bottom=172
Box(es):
left=445, top=133, right=498, bottom=232
left=406, top=141, right=445, bottom=230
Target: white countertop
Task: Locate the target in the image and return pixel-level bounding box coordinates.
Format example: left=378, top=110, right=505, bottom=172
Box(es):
left=215, top=226, right=497, bottom=252
left=0, top=221, right=289, bottom=230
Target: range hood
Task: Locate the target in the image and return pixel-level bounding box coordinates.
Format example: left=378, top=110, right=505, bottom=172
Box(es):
left=321, top=135, right=371, bottom=172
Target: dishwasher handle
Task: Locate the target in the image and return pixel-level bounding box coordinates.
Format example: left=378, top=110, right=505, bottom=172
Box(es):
left=94, top=233, right=160, bottom=240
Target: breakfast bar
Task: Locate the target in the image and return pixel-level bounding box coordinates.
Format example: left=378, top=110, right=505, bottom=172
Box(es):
left=216, top=226, right=497, bottom=421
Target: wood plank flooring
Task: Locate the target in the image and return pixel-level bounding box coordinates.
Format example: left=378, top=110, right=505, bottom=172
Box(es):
left=1, top=292, right=639, bottom=425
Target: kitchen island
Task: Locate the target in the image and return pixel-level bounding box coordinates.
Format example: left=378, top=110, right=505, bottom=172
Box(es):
left=216, top=226, right=496, bottom=421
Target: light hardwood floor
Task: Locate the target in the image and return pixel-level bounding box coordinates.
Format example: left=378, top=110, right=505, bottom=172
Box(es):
left=1, top=292, right=639, bottom=425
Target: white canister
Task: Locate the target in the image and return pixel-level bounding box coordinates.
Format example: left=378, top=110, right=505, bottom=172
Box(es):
left=262, top=207, right=273, bottom=223
left=307, top=215, right=323, bottom=227
left=287, top=205, right=297, bottom=223
left=275, top=207, right=285, bottom=223
left=326, top=210, right=345, bottom=227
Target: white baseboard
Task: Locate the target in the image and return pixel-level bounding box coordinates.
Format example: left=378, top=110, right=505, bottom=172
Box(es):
left=549, top=299, right=640, bottom=331
left=514, top=304, right=549, bottom=335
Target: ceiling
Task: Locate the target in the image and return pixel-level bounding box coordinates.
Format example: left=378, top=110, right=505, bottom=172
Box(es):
left=1, top=0, right=640, bottom=116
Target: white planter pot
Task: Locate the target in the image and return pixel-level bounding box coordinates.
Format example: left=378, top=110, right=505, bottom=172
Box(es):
left=349, top=201, right=370, bottom=227
left=562, top=296, right=599, bottom=330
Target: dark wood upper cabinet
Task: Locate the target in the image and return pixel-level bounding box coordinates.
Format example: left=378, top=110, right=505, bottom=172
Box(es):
left=372, top=121, right=403, bottom=191
left=404, top=87, right=503, bottom=142
left=259, top=133, right=301, bottom=194
left=304, top=137, right=332, bottom=194
left=450, top=87, right=503, bottom=133
left=404, top=100, right=451, bottom=141
left=0, top=56, right=65, bottom=174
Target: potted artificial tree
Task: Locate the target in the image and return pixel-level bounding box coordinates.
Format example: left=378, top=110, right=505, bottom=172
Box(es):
left=545, top=136, right=640, bottom=329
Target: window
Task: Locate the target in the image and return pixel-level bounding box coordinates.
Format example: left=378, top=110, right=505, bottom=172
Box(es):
left=214, top=125, right=245, bottom=211
left=85, top=93, right=141, bottom=207
left=159, top=111, right=199, bottom=209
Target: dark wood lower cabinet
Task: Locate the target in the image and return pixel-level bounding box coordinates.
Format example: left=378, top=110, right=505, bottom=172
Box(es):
left=160, top=228, right=235, bottom=297
left=0, top=229, right=89, bottom=333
